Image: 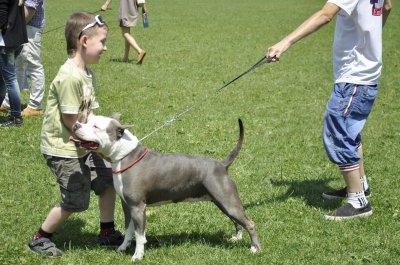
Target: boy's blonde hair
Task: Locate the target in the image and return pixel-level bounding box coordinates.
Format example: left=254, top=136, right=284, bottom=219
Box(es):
left=65, top=12, right=108, bottom=56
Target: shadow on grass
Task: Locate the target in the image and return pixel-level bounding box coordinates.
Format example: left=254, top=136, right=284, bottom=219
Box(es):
left=54, top=219, right=99, bottom=250
left=110, top=58, right=133, bottom=63
left=244, top=177, right=342, bottom=211
left=54, top=219, right=245, bottom=254
left=269, top=178, right=343, bottom=209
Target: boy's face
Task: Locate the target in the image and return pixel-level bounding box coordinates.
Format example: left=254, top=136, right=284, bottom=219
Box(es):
left=83, top=27, right=108, bottom=64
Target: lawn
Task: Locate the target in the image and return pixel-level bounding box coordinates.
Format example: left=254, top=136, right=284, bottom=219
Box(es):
left=0, top=0, right=399, bottom=264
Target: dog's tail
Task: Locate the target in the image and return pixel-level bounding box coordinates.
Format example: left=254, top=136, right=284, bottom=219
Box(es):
left=222, top=119, right=244, bottom=168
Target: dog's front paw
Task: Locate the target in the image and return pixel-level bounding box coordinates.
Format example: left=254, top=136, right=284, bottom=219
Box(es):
left=132, top=251, right=144, bottom=261
left=250, top=245, right=261, bottom=253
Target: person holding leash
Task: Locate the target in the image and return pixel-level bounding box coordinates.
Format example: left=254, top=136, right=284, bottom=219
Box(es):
left=267, top=0, right=392, bottom=220
left=101, top=0, right=147, bottom=64
left=27, top=12, right=123, bottom=256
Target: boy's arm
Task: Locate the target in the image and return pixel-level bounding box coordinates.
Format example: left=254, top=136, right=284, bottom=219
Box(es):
left=62, top=112, right=96, bottom=133
left=266, top=3, right=340, bottom=61
left=62, top=114, right=79, bottom=133
left=101, top=0, right=112, bottom=11
left=383, top=0, right=392, bottom=27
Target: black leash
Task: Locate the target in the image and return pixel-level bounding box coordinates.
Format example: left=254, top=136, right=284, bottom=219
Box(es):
left=140, top=56, right=271, bottom=141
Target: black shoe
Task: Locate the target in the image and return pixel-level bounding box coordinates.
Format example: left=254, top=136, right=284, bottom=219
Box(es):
left=27, top=236, right=62, bottom=257
left=0, top=116, right=23, bottom=127
left=98, top=229, right=124, bottom=247
left=324, top=203, right=372, bottom=221
left=322, top=187, right=371, bottom=200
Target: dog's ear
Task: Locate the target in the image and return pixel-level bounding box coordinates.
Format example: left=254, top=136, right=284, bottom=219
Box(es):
left=116, top=125, right=133, bottom=139
left=111, top=113, right=121, bottom=121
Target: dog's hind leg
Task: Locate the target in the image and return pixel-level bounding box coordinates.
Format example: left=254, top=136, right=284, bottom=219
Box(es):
left=206, top=177, right=262, bottom=253
left=230, top=222, right=243, bottom=241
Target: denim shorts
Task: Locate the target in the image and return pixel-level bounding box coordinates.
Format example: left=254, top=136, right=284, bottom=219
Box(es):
left=322, top=83, right=377, bottom=170
left=44, top=152, right=113, bottom=212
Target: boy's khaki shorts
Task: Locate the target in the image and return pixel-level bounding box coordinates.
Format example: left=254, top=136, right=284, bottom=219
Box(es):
left=44, top=152, right=113, bottom=212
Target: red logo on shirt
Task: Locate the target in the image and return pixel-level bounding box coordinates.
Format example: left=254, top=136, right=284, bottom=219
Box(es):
left=370, top=0, right=383, bottom=16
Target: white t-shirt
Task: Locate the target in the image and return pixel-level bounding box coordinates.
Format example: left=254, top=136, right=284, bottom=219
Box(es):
left=327, top=0, right=384, bottom=85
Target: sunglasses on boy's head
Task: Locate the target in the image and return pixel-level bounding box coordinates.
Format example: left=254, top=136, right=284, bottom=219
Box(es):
left=78, top=15, right=106, bottom=39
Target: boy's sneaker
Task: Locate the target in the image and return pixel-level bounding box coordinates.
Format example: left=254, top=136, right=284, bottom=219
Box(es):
left=28, top=236, right=62, bottom=257
left=98, top=229, right=124, bottom=247
left=322, top=187, right=371, bottom=200
left=324, top=203, right=372, bottom=221
left=0, top=116, right=23, bottom=127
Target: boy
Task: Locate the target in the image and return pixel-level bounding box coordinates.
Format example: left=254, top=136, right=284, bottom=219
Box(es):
left=266, top=0, right=392, bottom=220
left=28, top=12, right=123, bottom=257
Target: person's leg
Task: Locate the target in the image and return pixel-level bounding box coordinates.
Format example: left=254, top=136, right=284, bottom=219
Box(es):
left=357, top=144, right=370, bottom=192
left=89, top=153, right=124, bottom=246
left=15, top=42, right=27, bottom=90
left=121, top=26, right=146, bottom=64
left=28, top=156, right=91, bottom=256
left=24, top=26, right=45, bottom=112
left=342, top=168, right=362, bottom=192
left=2, top=43, right=27, bottom=109
left=0, top=49, right=7, bottom=103
left=99, top=186, right=116, bottom=223
left=322, top=144, right=371, bottom=199
left=40, top=206, right=72, bottom=234
left=123, top=36, right=130, bottom=62
left=0, top=47, right=23, bottom=127
left=323, top=83, right=377, bottom=220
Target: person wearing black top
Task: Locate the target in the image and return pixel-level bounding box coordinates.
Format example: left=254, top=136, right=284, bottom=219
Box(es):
left=0, top=0, right=28, bottom=127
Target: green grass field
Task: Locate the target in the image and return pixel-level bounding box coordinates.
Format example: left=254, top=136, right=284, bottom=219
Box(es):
left=1, top=0, right=399, bottom=264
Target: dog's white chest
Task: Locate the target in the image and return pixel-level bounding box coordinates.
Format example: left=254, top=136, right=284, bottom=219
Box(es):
left=112, top=161, right=125, bottom=201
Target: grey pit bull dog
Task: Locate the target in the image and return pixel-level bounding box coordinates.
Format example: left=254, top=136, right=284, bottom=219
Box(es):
left=70, top=114, right=261, bottom=261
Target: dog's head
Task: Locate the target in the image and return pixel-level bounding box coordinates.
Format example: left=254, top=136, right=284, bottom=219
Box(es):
left=70, top=114, right=133, bottom=161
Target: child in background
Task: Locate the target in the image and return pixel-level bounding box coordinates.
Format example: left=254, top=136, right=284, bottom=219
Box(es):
left=101, top=0, right=147, bottom=64
left=28, top=12, right=123, bottom=257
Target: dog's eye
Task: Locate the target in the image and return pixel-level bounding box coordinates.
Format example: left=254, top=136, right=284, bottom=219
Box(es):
left=93, top=124, right=98, bottom=129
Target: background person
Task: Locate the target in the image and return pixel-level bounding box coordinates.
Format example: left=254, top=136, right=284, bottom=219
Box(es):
left=1, top=0, right=46, bottom=116
left=266, top=0, right=392, bottom=220
left=0, top=0, right=27, bottom=127
left=101, top=0, right=147, bottom=64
